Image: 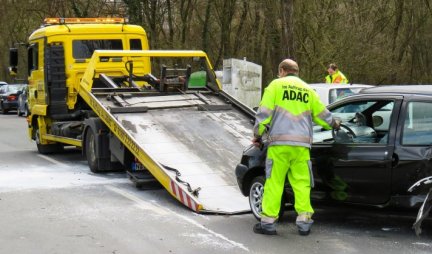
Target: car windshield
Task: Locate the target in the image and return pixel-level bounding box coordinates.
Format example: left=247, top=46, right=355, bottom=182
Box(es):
left=329, top=87, right=365, bottom=104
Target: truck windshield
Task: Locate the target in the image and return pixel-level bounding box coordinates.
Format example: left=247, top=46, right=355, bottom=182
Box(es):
left=73, top=40, right=123, bottom=59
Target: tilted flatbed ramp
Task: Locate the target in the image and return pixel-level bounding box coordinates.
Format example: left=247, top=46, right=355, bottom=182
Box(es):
left=78, top=50, right=254, bottom=213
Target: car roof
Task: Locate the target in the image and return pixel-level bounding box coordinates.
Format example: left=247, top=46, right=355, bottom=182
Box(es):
left=360, top=85, right=432, bottom=96
left=308, top=83, right=373, bottom=89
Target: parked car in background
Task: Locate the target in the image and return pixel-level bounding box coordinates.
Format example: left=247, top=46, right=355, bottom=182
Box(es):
left=0, top=84, right=26, bottom=114
left=236, top=85, right=432, bottom=235
left=17, top=84, right=29, bottom=116
left=0, top=81, right=7, bottom=88
left=309, top=83, right=373, bottom=105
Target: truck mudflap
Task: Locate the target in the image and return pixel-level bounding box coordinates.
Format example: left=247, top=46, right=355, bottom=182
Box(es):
left=408, top=176, right=432, bottom=235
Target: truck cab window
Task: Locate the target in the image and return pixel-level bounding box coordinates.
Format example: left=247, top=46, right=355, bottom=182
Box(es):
left=72, top=40, right=123, bottom=59
left=130, top=39, right=142, bottom=50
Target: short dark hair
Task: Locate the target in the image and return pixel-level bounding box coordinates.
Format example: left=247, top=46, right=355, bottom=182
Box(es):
left=328, top=63, right=338, bottom=70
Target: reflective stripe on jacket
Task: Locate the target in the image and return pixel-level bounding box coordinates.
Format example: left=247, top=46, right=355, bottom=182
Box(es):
left=254, top=75, right=334, bottom=148
left=325, top=70, right=348, bottom=84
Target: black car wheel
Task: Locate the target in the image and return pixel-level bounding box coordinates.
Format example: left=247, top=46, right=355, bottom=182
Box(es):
left=249, top=175, right=286, bottom=221
left=24, top=104, right=29, bottom=116
left=17, top=107, right=22, bottom=116
left=1, top=103, right=8, bottom=114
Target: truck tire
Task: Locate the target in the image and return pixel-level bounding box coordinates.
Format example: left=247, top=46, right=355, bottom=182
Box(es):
left=249, top=176, right=286, bottom=221
left=35, top=129, right=63, bottom=154
left=85, top=128, right=100, bottom=173
left=83, top=119, right=126, bottom=173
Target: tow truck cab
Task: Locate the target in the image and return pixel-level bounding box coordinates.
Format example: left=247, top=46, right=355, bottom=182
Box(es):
left=10, top=18, right=150, bottom=147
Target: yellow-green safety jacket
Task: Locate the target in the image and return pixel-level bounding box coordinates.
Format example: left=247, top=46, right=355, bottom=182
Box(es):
left=254, top=75, right=336, bottom=148
left=325, top=70, right=348, bottom=84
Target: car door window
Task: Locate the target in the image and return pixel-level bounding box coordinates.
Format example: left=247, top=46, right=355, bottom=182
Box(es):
left=402, top=101, right=432, bottom=145
left=313, top=100, right=395, bottom=144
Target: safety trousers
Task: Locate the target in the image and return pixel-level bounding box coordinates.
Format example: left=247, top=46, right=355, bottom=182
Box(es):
left=261, top=145, right=314, bottom=220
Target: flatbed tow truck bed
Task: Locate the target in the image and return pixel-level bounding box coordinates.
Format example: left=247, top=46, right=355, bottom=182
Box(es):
left=77, top=50, right=256, bottom=213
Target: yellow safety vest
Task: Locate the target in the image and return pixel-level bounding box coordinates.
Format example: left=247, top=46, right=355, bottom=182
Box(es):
left=325, top=70, right=348, bottom=84
left=254, top=75, right=335, bottom=147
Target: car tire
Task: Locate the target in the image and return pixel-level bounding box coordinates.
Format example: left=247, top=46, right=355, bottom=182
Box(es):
left=1, top=103, right=8, bottom=114
left=17, top=107, right=22, bottom=116
left=35, top=128, right=63, bottom=154
left=249, top=176, right=286, bottom=221
left=24, top=104, right=29, bottom=117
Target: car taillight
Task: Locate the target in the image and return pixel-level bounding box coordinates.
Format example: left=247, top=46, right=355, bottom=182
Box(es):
left=7, top=95, right=17, bottom=101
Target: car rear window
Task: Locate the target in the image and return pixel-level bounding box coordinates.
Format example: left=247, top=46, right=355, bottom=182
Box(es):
left=6, top=85, right=24, bottom=93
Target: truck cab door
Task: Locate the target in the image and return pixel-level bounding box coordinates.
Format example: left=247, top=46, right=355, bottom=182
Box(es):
left=311, top=96, right=403, bottom=205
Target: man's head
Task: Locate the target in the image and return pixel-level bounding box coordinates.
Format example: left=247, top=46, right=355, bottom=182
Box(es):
left=278, top=59, right=299, bottom=77
left=327, top=63, right=338, bottom=75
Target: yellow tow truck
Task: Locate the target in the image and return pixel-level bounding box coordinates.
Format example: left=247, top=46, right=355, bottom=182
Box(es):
left=9, top=18, right=255, bottom=213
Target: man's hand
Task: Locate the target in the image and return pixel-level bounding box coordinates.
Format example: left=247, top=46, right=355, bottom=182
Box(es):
left=252, top=137, right=262, bottom=147
left=333, top=118, right=341, bottom=130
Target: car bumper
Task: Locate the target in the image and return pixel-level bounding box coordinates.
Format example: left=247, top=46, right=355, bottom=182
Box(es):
left=2, top=101, right=18, bottom=109
left=235, top=163, right=249, bottom=196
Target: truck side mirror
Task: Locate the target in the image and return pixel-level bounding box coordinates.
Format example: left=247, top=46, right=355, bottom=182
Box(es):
left=9, top=48, right=18, bottom=67
left=9, top=48, right=18, bottom=76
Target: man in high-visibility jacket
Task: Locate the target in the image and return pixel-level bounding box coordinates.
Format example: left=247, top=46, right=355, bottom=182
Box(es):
left=325, top=63, right=348, bottom=84
left=252, top=59, right=340, bottom=236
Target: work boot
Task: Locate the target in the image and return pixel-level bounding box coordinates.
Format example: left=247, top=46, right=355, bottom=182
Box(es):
left=296, top=213, right=314, bottom=236
left=253, top=223, right=277, bottom=235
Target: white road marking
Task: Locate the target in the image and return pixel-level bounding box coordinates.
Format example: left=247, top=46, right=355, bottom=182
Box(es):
left=413, top=242, right=431, bottom=247
left=37, top=154, right=71, bottom=168
left=106, top=186, right=169, bottom=215
left=106, top=186, right=249, bottom=252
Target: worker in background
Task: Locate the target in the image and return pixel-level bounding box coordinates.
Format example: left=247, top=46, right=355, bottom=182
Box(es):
left=325, top=63, right=348, bottom=84
left=252, top=59, right=340, bottom=236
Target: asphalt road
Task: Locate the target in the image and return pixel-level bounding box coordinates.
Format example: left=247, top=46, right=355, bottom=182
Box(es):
left=0, top=112, right=431, bottom=254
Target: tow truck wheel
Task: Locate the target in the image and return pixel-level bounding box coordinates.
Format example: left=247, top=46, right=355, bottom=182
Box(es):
left=35, top=129, right=63, bottom=154
left=85, top=128, right=100, bottom=173
left=249, top=176, right=286, bottom=221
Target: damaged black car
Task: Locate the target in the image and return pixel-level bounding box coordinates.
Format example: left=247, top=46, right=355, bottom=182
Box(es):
left=236, top=85, right=432, bottom=235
